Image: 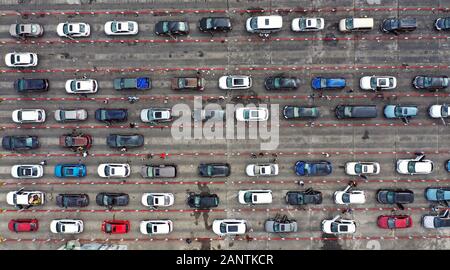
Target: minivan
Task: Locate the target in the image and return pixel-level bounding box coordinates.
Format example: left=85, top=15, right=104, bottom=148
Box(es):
left=339, top=17, right=374, bottom=32
left=14, top=78, right=49, bottom=92
left=335, top=105, right=378, bottom=119
left=246, top=15, right=283, bottom=34
left=381, top=18, right=417, bottom=33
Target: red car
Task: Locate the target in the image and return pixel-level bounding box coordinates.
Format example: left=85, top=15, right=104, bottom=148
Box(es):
left=377, top=215, right=412, bottom=229
left=59, top=134, right=92, bottom=150
left=8, top=219, right=39, bottom=232
left=101, top=220, right=130, bottom=234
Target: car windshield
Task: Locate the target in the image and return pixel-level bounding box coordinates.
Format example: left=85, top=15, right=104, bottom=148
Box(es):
left=344, top=106, right=353, bottom=117
left=387, top=218, right=395, bottom=229
left=104, top=166, right=111, bottom=176
left=146, top=224, right=153, bottom=233
left=226, top=77, right=233, bottom=87
left=370, top=77, right=378, bottom=88
left=205, top=18, right=213, bottom=29
left=57, top=223, right=63, bottom=232
left=243, top=110, right=250, bottom=119
left=65, top=136, right=74, bottom=146
left=443, top=18, right=450, bottom=28
left=63, top=24, right=70, bottom=34
left=250, top=17, right=258, bottom=29
left=407, top=162, right=416, bottom=173
left=330, top=222, right=339, bottom=232
left=162, top=22, right=169, bottom=33
left=342, top=193, right=350, bottom=203
left=194, top=196, right=201, bottom=206
left=386, top=192, right=395, bottom=203
left=299, top=19, right=306, bottom=29
left=321, top=78, right=328, bottom=88
left=103, top=196, right=112, bottom=205
left=442, top=105, right=449, bottom=117
left=244, top=192, right=252, bottom=203
left=128, top=22, right=134, bottom=31
left=70, top=81, right=77, bottom=91
left=274, top=78, right=281, bottom=88
left=220, top=223, right=227, bottom=233
left=207, top=166, right=214, bottom=176
left=111, top=22, right=118, bottom=32
left=177, top=22, right=186, bottom=31
left=354, top=164, right=362, bottom=174
left=273, top=223, right=280, bottom=232
left=105, top=224, right=112, bottom=232
left=395, top=106, right=404, bottom=117
left=79, top=24, right=85, bottom=32
left=345, top=18, right=353, bottom=29
left=423, top=77, right=433, bottom=87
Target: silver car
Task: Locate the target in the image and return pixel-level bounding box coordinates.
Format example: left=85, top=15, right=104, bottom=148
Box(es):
left=265, top=215, right=298, bottom=233
left=9, top=24, right=44, bottom=38
left=192, top=109, right=225, bottom=122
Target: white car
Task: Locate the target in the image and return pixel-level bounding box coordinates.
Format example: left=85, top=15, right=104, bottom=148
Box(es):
left=5, top=52, right=38, bottom=67
left=6, top=189, right=45, bottom=207
left=54, top=109, right=88, bottom=122
left=141, top=193, right=175, bottom=207
left=104, top=21, right=139, bottom=35
left=238, top=190, right=273, bottom=205
left=345, top=162, right=380, bottom=176
left=246, top=15, right=283, bottom=34
left=429, top=104, right=449, bottom=118
left=396, top=155, right=434, bottom=175
left=321, top=215, right=356, bottom=234
left=235, top=107, right=269, bottom=121
left=11, top=165, right=44, bottom=179
left=97, top=163, right=131, bottom=178
left=57, top=22, right=90, bottom=37
left=245, top=164, right=278, bottom=177
left=140, top=220, right=173, bottom=235
left=219, top=75, right=252, bottom=90
left=212, top=219, right=247, bottom=236
left=65, top=79, right=98, bottom=94
left=291, top=17, right=324, bottom=31
left=50, top=219, right=83, bottom=234
left=12, top=109, right=46, bottom=123
left=360, top=76, right=397, bottom=90
left=140, top=108, right=172, bottom=123
left=334, top=185, right=366, bottom=205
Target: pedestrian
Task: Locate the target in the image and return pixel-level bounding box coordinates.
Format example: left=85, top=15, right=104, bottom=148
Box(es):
left=185, top=238, right=192, bottom=244
left=103, top=99, right=109, bottom=104
left=322, top=152, right=330, bottom=158
left=318, top=92, right=324, bottom=98
left=77, top=146, right=84, bottom=152
left=160, top=152, right=166, bottom=159
left=82, top=151, right=89, bottom=158
left=147, top=154, right=153, bottom=159
left=250, top=153, right=257, bottom=159
left=40, top=160, right=47, bottom=166
left=259, top=152, right=264, bottom=157
left=325, top=95, right=331, bottom=100
left=121, top=147, right=127, bottom=152
left=129, top=122, right=136, bottom=128
left=346, top=89, right=354, bottom=93
left=309, top=93, right=315, bottom=100
left=298, top=180, right=305, bottom=187
left=349, top=180, right=357, bottom=187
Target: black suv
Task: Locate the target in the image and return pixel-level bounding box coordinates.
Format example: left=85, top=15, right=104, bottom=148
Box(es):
left=187, top=193, right=220, bottom=209
left=56, top=194, right=89, bottom=208
left=14, top=79, right=49, bottom=93
left=381, top=18, right=417, bottom=33
left=335, top=105, right=378, bottom=119
left=376, top=189, right=414, bottom=204
left=95, top=109, right=128, bottom=122
left=285, top=189, right=323, bottom=205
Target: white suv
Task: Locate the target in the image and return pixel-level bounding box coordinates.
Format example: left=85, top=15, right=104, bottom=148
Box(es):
left=50, top=219, right=83, bottom=234
left=5, top=52, right=38, bottom=67
left=245, top=163, right=278, bottom=176
left=360, top=76, right=397, bottom=90
left=212, top=219, right=247, bottom=236
left=322, top=215, right=356, bottom=234
left=65, top=79, right=98, bottom=94
left=396, top=154, right=434, bottom=175
left=97, top=163, right=131, bottom=178
left=238, top=190, right=273, bottom=205
left=12, top=109, right=46, bottom=123
left=246, top=15, right=283, bottom=35
left=141, top=193, right=175, bottom=207
left=219, top=75, right=252, bottom=90
left=334, top=185, right=366, bottom=205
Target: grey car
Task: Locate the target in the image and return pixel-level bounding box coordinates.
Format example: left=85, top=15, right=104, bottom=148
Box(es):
left=140, top=165, right=177, bottom=178
left=192, top=109, right=225, bottom=122
left=265, top=215, right=298, bottom=233
left=9, top=24, right=44, bottom=38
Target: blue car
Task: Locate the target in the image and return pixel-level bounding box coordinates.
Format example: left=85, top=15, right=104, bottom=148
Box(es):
left=446, top=160, right=450, bottom=172
left=383, top=105, right=418, bottom=119
left=425, top=187, right=450, bottom=202
left=55, top=164, right=87, bottom=178
left=295, top=161, right=332, bottom=176
left=311, top=77, right=346, bottom=90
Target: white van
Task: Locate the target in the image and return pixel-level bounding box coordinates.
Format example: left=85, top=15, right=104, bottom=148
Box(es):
left=238, top=190, right=273, bottom=205
left=339, top=17, right=374, bottom=32
left=246, top=15, right=283, bottom=34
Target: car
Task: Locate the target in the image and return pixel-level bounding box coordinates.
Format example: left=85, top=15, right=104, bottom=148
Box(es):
left=199, top=17, right=232, bottom=33
left=360, top=76, right=397, bottom=90
left=235, top=107, right=269, bottom=121
left=212, top=219, right=247, bottom=236
left=265, top=216, right=298, bottom=233
left=8, top=219, right=39, bottom=232
left=140, top=220, right=173, bottom=235
left=11, top=165, right=43, bottom=179
left=377, top=215, right=413, bottom=229
left=435, top=17, right=450, bottom=31
left=113, top=77, right=151, bottom=90
left=14, top=78, right=49, bottom=93
left=218, top=75, right=252, bottom=90
left=334, top=185, right=366, bottom=205
left=104, top=21, right=138, bottom=35
left=56, top=194, right=89, bottom=208
left=396, top=155, right=434, bottom=175
left=246, top=15, right=283, bottom=35
left=107, top=134, right=144, bottom=148
left=282, top=106, right=319, bottom=119
left=376, top=189, right=414, bottom=204
left=95, top=109, right=128, bottom=122
left=447, top=160, right=450, bottom=172
left=65, top=79, right=98, bottom=94
left=413, top=76, right=449, bottom=90
left=264, top=76, right=300, bottom=90
left=238, top=190, right=273, bottom=205
left=383, top=105, right=418, bottom=119
left=54, top=109, right=88, bottom=122
left=59, top=134, right=92, bottom=149
left=321, top=215, right=356, bottom=234
left=425, top=187, right=450, bottom=202
left=140, top=165, right=177, bottom=178
left=381, top=18, right=417, bottom=33
left=339, top=17, right=374, bottom=32
left=97, top=163, right=130, bottom=178
left=345, top=162, right=380, bottom=176
left=9, top=23, right=44, bottom=38
left=198, top=163, right=230, bottom=177
left=311, top=77, right=346, bottom=90
left=429, top=104, right=449, bottom=118
left=56, top=22, right=90, bottom=37
left=2, top=136, right=39, bottom=151
left=96, top=192, right=129, bottom=207
left=155, top=21, right=189, bottom=36
left=5, top=52, right=38, bottom=67
left=294, top=161, right=332, bottom=176
left=245, top=164, right=278, bottom=177
left=140, top=108, right=172, bottom=123
left=187, top=193, right=220, bottom=209
left=50, top=219, right=83, bottom=234
left=102, top=220, right=130, bottom=234
left=291, top=17, right=324, bottom=32
left=285, top=189, right=323, bottom=205
left=192, top=109, right=225, bottom=122
left=54, top=164, right=87, bottom=178
left=6, top=189, right=45, bottom=208
left=335, top=105, right=378, bottom=119
left=12, top=109, right=46, bottom=124
left=423, top=210, right=450, bottom=228
left=141, top=193, right=175, bottom=207
left=171, top=77, right=204, bottom=91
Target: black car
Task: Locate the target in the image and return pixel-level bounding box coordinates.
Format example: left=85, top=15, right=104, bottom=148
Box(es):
left=56, top=194, right=89, bottom=208
left=376, top=189, right=414, bottom=204
left=95, top=109, right=128, bottom=122
left=14, top=79, right=49, bottom=93
left=283, top=106, right=320, bottom=119
left=381, top=18, right=417, bottom=33
left=264, top=76, right=300, bottom=90
left=187, top=193, right=220, bottom=209
left=2, top=136, right=39, bottom=151
left=285, top=189, right=322, bottom=205
left=199, top=17, right=232, bottom=33
left=106, top=134, right=144, bottom=148
left=335, top=105, right=378, bottom=119
left=413, top=76, right=449, bottom=91
left=96, top=192, right=129, bottom=207
left=155, top=21, right=189, bottom=36
left=198, top=163, right=231, bottom=177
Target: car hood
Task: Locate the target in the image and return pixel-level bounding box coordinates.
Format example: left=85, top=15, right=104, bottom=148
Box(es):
left=422, top=215, right=436, bottom=228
